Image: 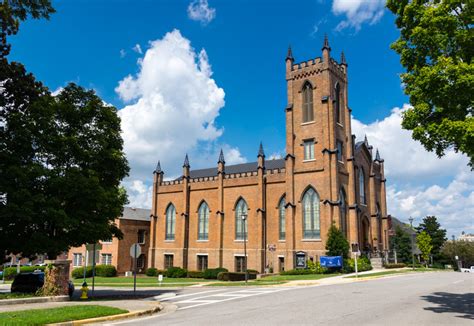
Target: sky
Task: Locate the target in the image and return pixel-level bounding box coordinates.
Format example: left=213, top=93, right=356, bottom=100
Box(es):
left=9, top=0, right=473, bottom=238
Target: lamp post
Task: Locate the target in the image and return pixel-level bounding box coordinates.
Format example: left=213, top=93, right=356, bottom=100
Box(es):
left=408, top=216, right=415, bottom=270
left=241, top=214, right=248, bottom=284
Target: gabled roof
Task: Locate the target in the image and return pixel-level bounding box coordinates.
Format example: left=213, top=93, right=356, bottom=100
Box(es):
left=120, top=207, right=150, bottom=221
left=175, top=158, right=286, bottom=180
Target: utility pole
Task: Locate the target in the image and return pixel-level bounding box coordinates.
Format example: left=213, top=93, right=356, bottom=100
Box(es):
left=409, top=216, right=415, bottom=270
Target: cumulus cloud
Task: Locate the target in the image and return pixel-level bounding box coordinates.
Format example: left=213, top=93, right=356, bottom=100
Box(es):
left=187, top=0, right=216, bottom=25
left=120, top=49, right=126, bottom=58
left=352, top=105, right=474, bottom=237
left=116, top=29, right=244, bottom=208
left=332, top=0, right=386, bottom=31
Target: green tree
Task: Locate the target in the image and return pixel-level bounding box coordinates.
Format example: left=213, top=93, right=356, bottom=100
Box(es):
left=387, top=0, right=474, bottom=167
left=0, top=60, right=129, bottom=259
left=325, top=224, right=349, bottom=259
left=416, top=231, right=433, bottom=266
left=415, top=216, right=447, bottom=261
left=390, top=226, right=412, bottom=264
left=0, top=0, right=55, bottom=57
left=441, top=240, right=474, bottom=270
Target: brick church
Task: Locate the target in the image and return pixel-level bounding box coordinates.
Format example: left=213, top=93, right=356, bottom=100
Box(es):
left=148, top=36, right=389, bottom=273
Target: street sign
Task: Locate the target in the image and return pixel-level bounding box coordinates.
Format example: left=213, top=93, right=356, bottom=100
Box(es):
left=267, top=244, right=276, bottom=252
left=351, top=243, right=359, bottom=253
left=130, top=244, right=141, bottom=258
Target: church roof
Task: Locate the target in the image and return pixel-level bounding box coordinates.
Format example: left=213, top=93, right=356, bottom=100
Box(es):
left=120, top=207, right=150, bottom=221
left=175, top=158, right=286, bottom=180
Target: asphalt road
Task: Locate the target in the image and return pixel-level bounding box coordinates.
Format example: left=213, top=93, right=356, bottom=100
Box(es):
left=110, top=272, right=473, bottom=325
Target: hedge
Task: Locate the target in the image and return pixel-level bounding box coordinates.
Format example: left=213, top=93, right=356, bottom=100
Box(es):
left=166, top=267, right=187, bottom=278
left=280, top=269, right=315, bottom=275
left=2, top=266, right=46, bottom=280
left=203, top=267, right=228, bottom=279
left=384, top=263, right=406, bottom=269
left=217, top=272, right=257, bottom=281
left=145, top=268, right=158, bottom=277
left=71, top=265, right=117, bottom=279
left=342, top=257, right=372, bottom=273
left=187, top=270, right=204, bottom=278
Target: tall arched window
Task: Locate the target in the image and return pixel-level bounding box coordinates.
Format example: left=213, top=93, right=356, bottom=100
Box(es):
left=198, top=201, right=209, bottom=240
left=335, top=83, right=341, bottom=123
left=235, top=198, right=248, bottom=240
left=278, top=197, right=286, bottom=240
left=359, top=168, right=366, bottom=204
left=165, top=204, right=176, bottom=240
left=339, top=188, right=347, bottom=237
left=302, top=82, right=314, bottom=122
left=302, top=188, right=320, bottom=239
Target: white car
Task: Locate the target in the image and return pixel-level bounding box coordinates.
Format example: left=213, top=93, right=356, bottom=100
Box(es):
left=460, top=266, right=474, bottom=273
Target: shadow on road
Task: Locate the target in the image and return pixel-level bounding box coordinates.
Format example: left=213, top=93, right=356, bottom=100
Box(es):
left=421, top=292, right=474, bottom=320
left=71, top=288, right=183, bottom=301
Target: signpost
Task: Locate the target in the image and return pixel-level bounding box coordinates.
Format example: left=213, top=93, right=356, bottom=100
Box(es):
left=351, top=243, right=360, bottom=278
left=85, top=243, right=102, bottom=297
left=295, top=251, right=307, bottom=269
left=130, top=243, right=141, bottom=295
left=267, top=244, right=276, bottom=273
left=158, top=274, right=163, bottom=286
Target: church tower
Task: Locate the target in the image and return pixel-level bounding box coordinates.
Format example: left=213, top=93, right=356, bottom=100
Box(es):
left=284, top=35, right=358, bottom=257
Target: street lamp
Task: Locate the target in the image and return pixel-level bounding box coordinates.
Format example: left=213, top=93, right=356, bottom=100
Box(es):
left=408, top=216, right=415, bottom=270
left=241, top=214, right=248, bottom=284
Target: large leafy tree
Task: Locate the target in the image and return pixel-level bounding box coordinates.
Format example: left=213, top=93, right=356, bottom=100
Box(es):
left=387, top=0, right=474, bottom=167
left=0, top=60, right=129, bottom=259
left=415, top=216, right=447, bottom=261
left=416, top=231, right=433, bottom=266
left=1, top=0, right=55, bottom=57
left=390, top=226, right=412, bottom=264
left=441, top=240, right=474, bottom=270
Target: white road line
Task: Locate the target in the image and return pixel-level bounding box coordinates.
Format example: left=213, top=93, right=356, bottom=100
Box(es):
left=210, top=293, right=254, bottom=297
left=453, top=280, right=464, bottom=284
left=159, top=289, right=225, bottom=301
left=176, top=299, right=220, bottom=304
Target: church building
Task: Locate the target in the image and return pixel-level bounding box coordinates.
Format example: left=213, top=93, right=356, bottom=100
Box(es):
left=148, top=36, right=389, bottom=273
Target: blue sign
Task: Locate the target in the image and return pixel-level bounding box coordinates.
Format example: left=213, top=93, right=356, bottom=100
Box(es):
left=320, top=256, right=343, bottom=268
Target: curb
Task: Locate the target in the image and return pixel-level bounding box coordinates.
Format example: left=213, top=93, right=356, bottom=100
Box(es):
left=47, top=303, right=163, bottom=326
left=0, top=295, right=70, bottom=306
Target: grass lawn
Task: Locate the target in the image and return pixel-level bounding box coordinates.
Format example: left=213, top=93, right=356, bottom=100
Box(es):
left=72, top=276, right=217, bottom=287
left=0, top=293, right=37, bottom=300
left=0, top=305, right=127, bottom=325
left=344, top=268, right=436, bottom=279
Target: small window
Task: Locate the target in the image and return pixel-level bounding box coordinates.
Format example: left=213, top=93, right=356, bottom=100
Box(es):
left=336, top=140, right=343, bottom=162
left=164, top=254, right=174, bottom=269
left=304, top=140, right=315, bottom=160
left=302, top=82, right=314, bottom=122
left=359, top=168, right=366, bottom=204
left=73, top=253, right=83, bottom=267
left=138, top=230, right=146, bottom=244
left=197, top=255, right=208, bottom=271
left=235, top=199, right=248, bottom=240
left=137, top=254, right=145, bottom=269
left=278, top=197, right=286, bottom=240
left=235, top=256, right=246, bottom=272
left=165, top=204, right=176, bottom=240
left=335, top=83, right=341, bottom=123
left=198, top=202, right=209, bottom=240
left=101, top=253, right=112, bottom=265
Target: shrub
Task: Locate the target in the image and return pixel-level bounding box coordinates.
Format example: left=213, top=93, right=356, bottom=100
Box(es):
left=342, top=257, right=372, bottom=273
left=217, top=272, right=257, bottom=281
left=203, top=267, right=228, bottom=279
left=187, top=270, right=204, bottom=278
left=3, top=266, right=46, bottom=280
left=95, top=265, right=117, bottom=277
left=280, top=269, right=314, bottom=275
left=166, top=267, right=187, bottom=278
left=71, top=266, right=93, bottom=279
left=246, top=269, right=258, bottom=275
left=326, top=223, right=350, bottom=259
left=384, top=263, right=406, bottom=269
left=146, top=268, right=158, bottom=277
left=307, top=260, right=328, bottom=274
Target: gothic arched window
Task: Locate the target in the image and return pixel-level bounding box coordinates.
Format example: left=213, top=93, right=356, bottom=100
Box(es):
left=165, top=204, right=176, bottom=240
left=302, top=82, right=314, bottom=122
left=198, top=201, right=209, bottom=240
left=302, top=187, right=320, bottom=239
left=335, top=83, right=341, bottom=123
left=235, top=198, right=248, bottom=240
left=339, top=188, right=347, bottom=236
left=359, top=169, right=366, bottom=204
left=279, top=197, right=286, bottom=240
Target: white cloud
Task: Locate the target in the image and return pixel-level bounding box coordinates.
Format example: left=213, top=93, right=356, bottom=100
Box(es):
left=132, top=44, right=142, bottom=54
left=352, top=105, right=474, bottom=237
left=187, top=0, right=216, bottom=25
left=116, top=29, right=244, bottom=208
left=332, top=0, right=386, bottom=31
left=120, top=49, right=126, bottom=58
left=51, top=87, right=64, bottom=97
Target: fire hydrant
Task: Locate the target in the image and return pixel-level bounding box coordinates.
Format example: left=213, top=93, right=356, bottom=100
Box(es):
left=80, top=282, right=88, bottom=300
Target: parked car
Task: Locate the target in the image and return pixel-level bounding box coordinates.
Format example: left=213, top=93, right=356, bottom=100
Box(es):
left=11, top=272, right=74, bottom=296
left=460, top=266, right=474, bottom=273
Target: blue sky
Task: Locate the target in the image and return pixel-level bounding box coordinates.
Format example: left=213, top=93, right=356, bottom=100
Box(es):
left=8, top=0, right=473, bottom=237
